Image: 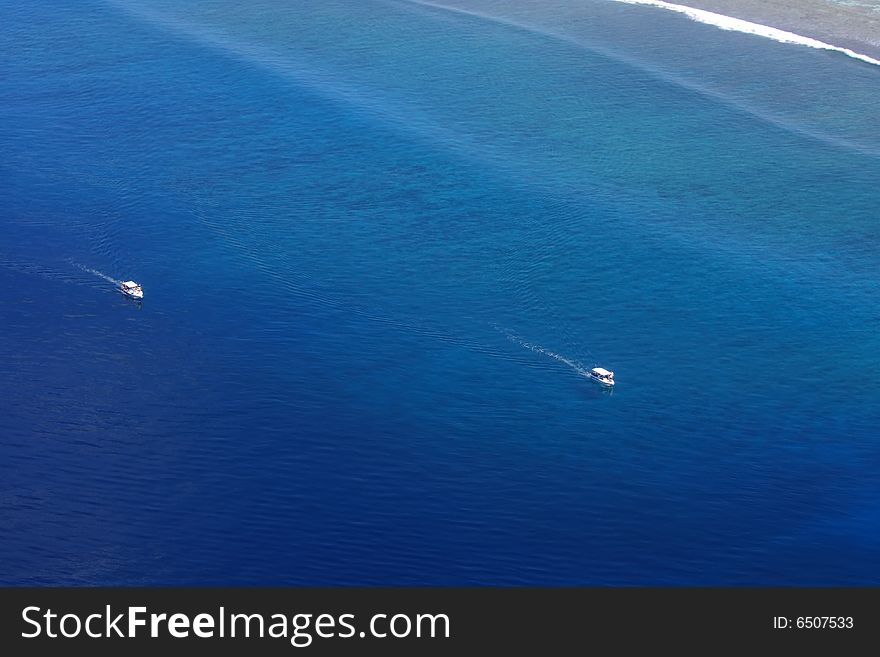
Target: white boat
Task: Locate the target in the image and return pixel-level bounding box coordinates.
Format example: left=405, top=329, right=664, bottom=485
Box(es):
left=588, top=367, right=615, bottom=386
left=120, top=280, right=143, bottom=300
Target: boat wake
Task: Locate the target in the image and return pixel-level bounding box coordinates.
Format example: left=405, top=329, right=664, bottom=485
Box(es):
left=73, top=263, right=119, bottom=285
left=612, top=0, right=880, bottom=67
left=496, top=326, right=592, bottom=378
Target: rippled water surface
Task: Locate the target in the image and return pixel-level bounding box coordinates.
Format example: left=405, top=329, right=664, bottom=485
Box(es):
left=1, top=0, right=878, bottom=584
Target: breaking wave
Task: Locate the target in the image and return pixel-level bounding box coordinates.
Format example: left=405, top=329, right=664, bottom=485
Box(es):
left=612, top=0, right=880, bottom=67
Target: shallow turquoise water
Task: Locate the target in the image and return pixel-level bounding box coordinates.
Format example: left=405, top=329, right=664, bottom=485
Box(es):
left=1, top=0, right=878, bottom=584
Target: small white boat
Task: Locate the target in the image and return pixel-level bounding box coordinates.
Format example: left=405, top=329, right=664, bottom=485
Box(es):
left=120, top=280, right=143, bottom=300
left=588, top=367, right=615, bottom=386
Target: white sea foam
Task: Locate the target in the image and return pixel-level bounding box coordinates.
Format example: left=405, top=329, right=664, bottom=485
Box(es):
left=612, top=0, right=880, bottom=66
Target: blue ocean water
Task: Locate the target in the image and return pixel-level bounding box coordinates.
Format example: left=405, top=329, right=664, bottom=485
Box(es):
left=1, top=0, right=878, bottom=585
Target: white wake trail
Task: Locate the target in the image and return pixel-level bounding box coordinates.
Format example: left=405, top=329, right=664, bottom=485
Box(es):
left=74, top=263, right=119, bottom=285
left=497, top=326, right=592, bottom=377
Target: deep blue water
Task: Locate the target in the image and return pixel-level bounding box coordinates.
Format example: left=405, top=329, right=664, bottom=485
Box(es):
left=1, top=0, right=879, bottom=585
